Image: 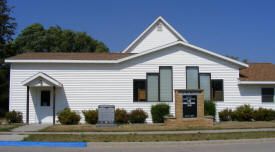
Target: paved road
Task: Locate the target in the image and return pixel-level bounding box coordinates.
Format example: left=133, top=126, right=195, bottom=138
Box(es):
left=1, top=138, right=275, bottom=152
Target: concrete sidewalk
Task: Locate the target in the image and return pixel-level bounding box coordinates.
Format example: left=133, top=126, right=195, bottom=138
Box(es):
left=0, top=135, right=28, bottom=141
left=11, top=124, right=51, bottom=132
left=2, top=128, right=275, bottom=135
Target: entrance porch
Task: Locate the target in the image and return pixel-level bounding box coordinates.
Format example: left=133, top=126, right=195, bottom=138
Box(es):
left=22, top=72, right=63, bottom=124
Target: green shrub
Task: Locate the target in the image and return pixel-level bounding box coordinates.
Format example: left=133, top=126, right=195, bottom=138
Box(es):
left=5, top=110, right=23, bottom=124
left=115, top=108, right=128, bottom=124
left=82, top=109, right=98, bottom=124
left=129, top=108, right=148, bottom=123
left=253, top=108, right=275, bottom=121
left=233, top=105, right=254, bottom=121
left=219, top=108, right=233, bottom=121
left=151, top=104, right=170, bottom=123
left=58, top=108, right=81, bottom=125
left=204, top=101, right=216, bottom=118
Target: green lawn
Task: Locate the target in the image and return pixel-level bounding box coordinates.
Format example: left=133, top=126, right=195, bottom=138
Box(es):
left=24, top=131, right=275, bottom=142
left=42, top=121, right=275, bottom=132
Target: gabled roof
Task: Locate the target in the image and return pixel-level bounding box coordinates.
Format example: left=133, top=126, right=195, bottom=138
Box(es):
left=22, top=72, right=63, bottom=87
left=239, top=63, right=275, bottom=83
left=121, top=16, right=188, bottom=53
left=5, top=41, right=249, bottom=69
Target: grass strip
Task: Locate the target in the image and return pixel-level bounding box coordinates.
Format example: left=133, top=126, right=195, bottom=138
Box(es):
left=41, top=121, right=275, bottom=132
left=24, top=131, right=275, bottom=142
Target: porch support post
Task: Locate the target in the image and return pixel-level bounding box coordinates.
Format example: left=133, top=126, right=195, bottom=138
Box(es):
left=26, top=86, right=30, bottom=125
left=53, top=86, right=56, bottom=125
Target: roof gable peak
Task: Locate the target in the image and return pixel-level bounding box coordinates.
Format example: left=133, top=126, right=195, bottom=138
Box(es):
left=122, top=16, right=188, bottom=53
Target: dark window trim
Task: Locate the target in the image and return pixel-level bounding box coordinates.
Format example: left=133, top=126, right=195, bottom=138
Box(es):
left=261, top=88, right=274, bottom=103
left=211, top=79, right=224, bottom=101
left=146, top=73, right=160, bottom=102
left=133, top=79, right=147, bottom=102
left=159, top=66, right=173, bottom=102
left=186, top=66, right=199, bottom=89
left=40, top=90, right=51, bottom=107
left=199, top=73, right=212, bottom=101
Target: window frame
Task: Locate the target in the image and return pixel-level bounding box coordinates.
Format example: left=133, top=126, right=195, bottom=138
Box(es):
left=159, top=66, right=173, bottom=102
left=261, top=88, right=274, bottom=103
left=40, top=90, right=51, bottom=107
left=199, top=73, right=212, bottom=101
left=146, top=73, right=160, bottom=102
left=186, top=66, right=199, bottom=89
left=133, top=79, right=147, bottom=102
left=211, top=79, right=224, bottom=101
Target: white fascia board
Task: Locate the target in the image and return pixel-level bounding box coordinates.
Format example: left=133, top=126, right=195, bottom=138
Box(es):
left=121, top=16, right=188, bottom=53
left=159, top=16, right=188, bottom=43
left=5, top=42, right=179, bottom=64
left=118, top=41, right=180, bottom=62
left=5, top=41, right=249, bottom=68
left=181, top=42, right=249, bottom=68
left=22, top=72, right=63, bottom=87
left=5, top=59, right=117, bottom=64
left=239, top=81, right=275, bottom=85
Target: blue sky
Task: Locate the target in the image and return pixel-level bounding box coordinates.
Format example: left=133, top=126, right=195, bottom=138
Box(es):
left=8, top=0, right=275, bottom=63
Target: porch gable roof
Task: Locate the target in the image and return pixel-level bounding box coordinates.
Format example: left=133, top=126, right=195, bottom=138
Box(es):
left=22, top=72, right=63, bottom=87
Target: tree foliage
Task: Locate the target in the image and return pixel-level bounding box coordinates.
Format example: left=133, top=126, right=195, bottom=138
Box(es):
left=13, top=24, right=109, bottom=53
left=0, top=0, right=17, bottom=116
left=225, top=55, right=248, bottom=63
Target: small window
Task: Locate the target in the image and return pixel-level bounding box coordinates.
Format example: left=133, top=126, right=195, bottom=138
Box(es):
left=133, top=80, right=146, bottom=102
left=41, top=90, right=50, bottom=106
left=211, top=79, right=223, bottom=101
left=262, top=88, right=274, bottom=103
left=186, top=66, right=199, bottom=89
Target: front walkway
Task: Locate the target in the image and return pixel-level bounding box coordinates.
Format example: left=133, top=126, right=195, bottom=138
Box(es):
left=0, top=124, right=51, bottom=141
left=11, top=124, right=51, bottom=132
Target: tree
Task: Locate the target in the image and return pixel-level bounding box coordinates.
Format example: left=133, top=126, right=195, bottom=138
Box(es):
left=225, top=55, right=248, bottom=63
left=13, top=24, right=109, bottom=53
left=0, top=0, right=17, bottom=116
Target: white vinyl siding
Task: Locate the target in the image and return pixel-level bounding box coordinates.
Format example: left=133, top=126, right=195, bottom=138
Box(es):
left=127, top=21, right=178, bottom=53
left=10, top=45, right=261, bottom=123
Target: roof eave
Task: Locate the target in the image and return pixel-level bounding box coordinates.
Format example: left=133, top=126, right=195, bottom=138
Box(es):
left=5, top=41, right=249, bottom=69
left=239, top=81, right=275, bottom=85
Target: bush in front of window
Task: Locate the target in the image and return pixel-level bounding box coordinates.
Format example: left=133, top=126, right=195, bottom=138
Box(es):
left=151, top=104, right=170, bottom=123
left=204, top=100, right=216, bottom=119
left=219, top=106, right=275, bottom=121
left=129, top=108, right=148, bottom=123
left=252, top=108, right=275, bottom=121
left=115, top=108, right=129, bottom=124
left=5, top=110, right=23, bottom=124
left=233, top=104, right=254, bottom=121
left=82, top=109, right=98, bottom=124
left=58, top=108, right=81, bottom=125
left=218, top=108, right=234, bottom=121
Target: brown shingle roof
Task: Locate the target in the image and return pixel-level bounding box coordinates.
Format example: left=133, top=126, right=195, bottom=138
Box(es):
left=6, top=52, right=135, bottom=60
left=240, top=63, right=275, bottom=81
